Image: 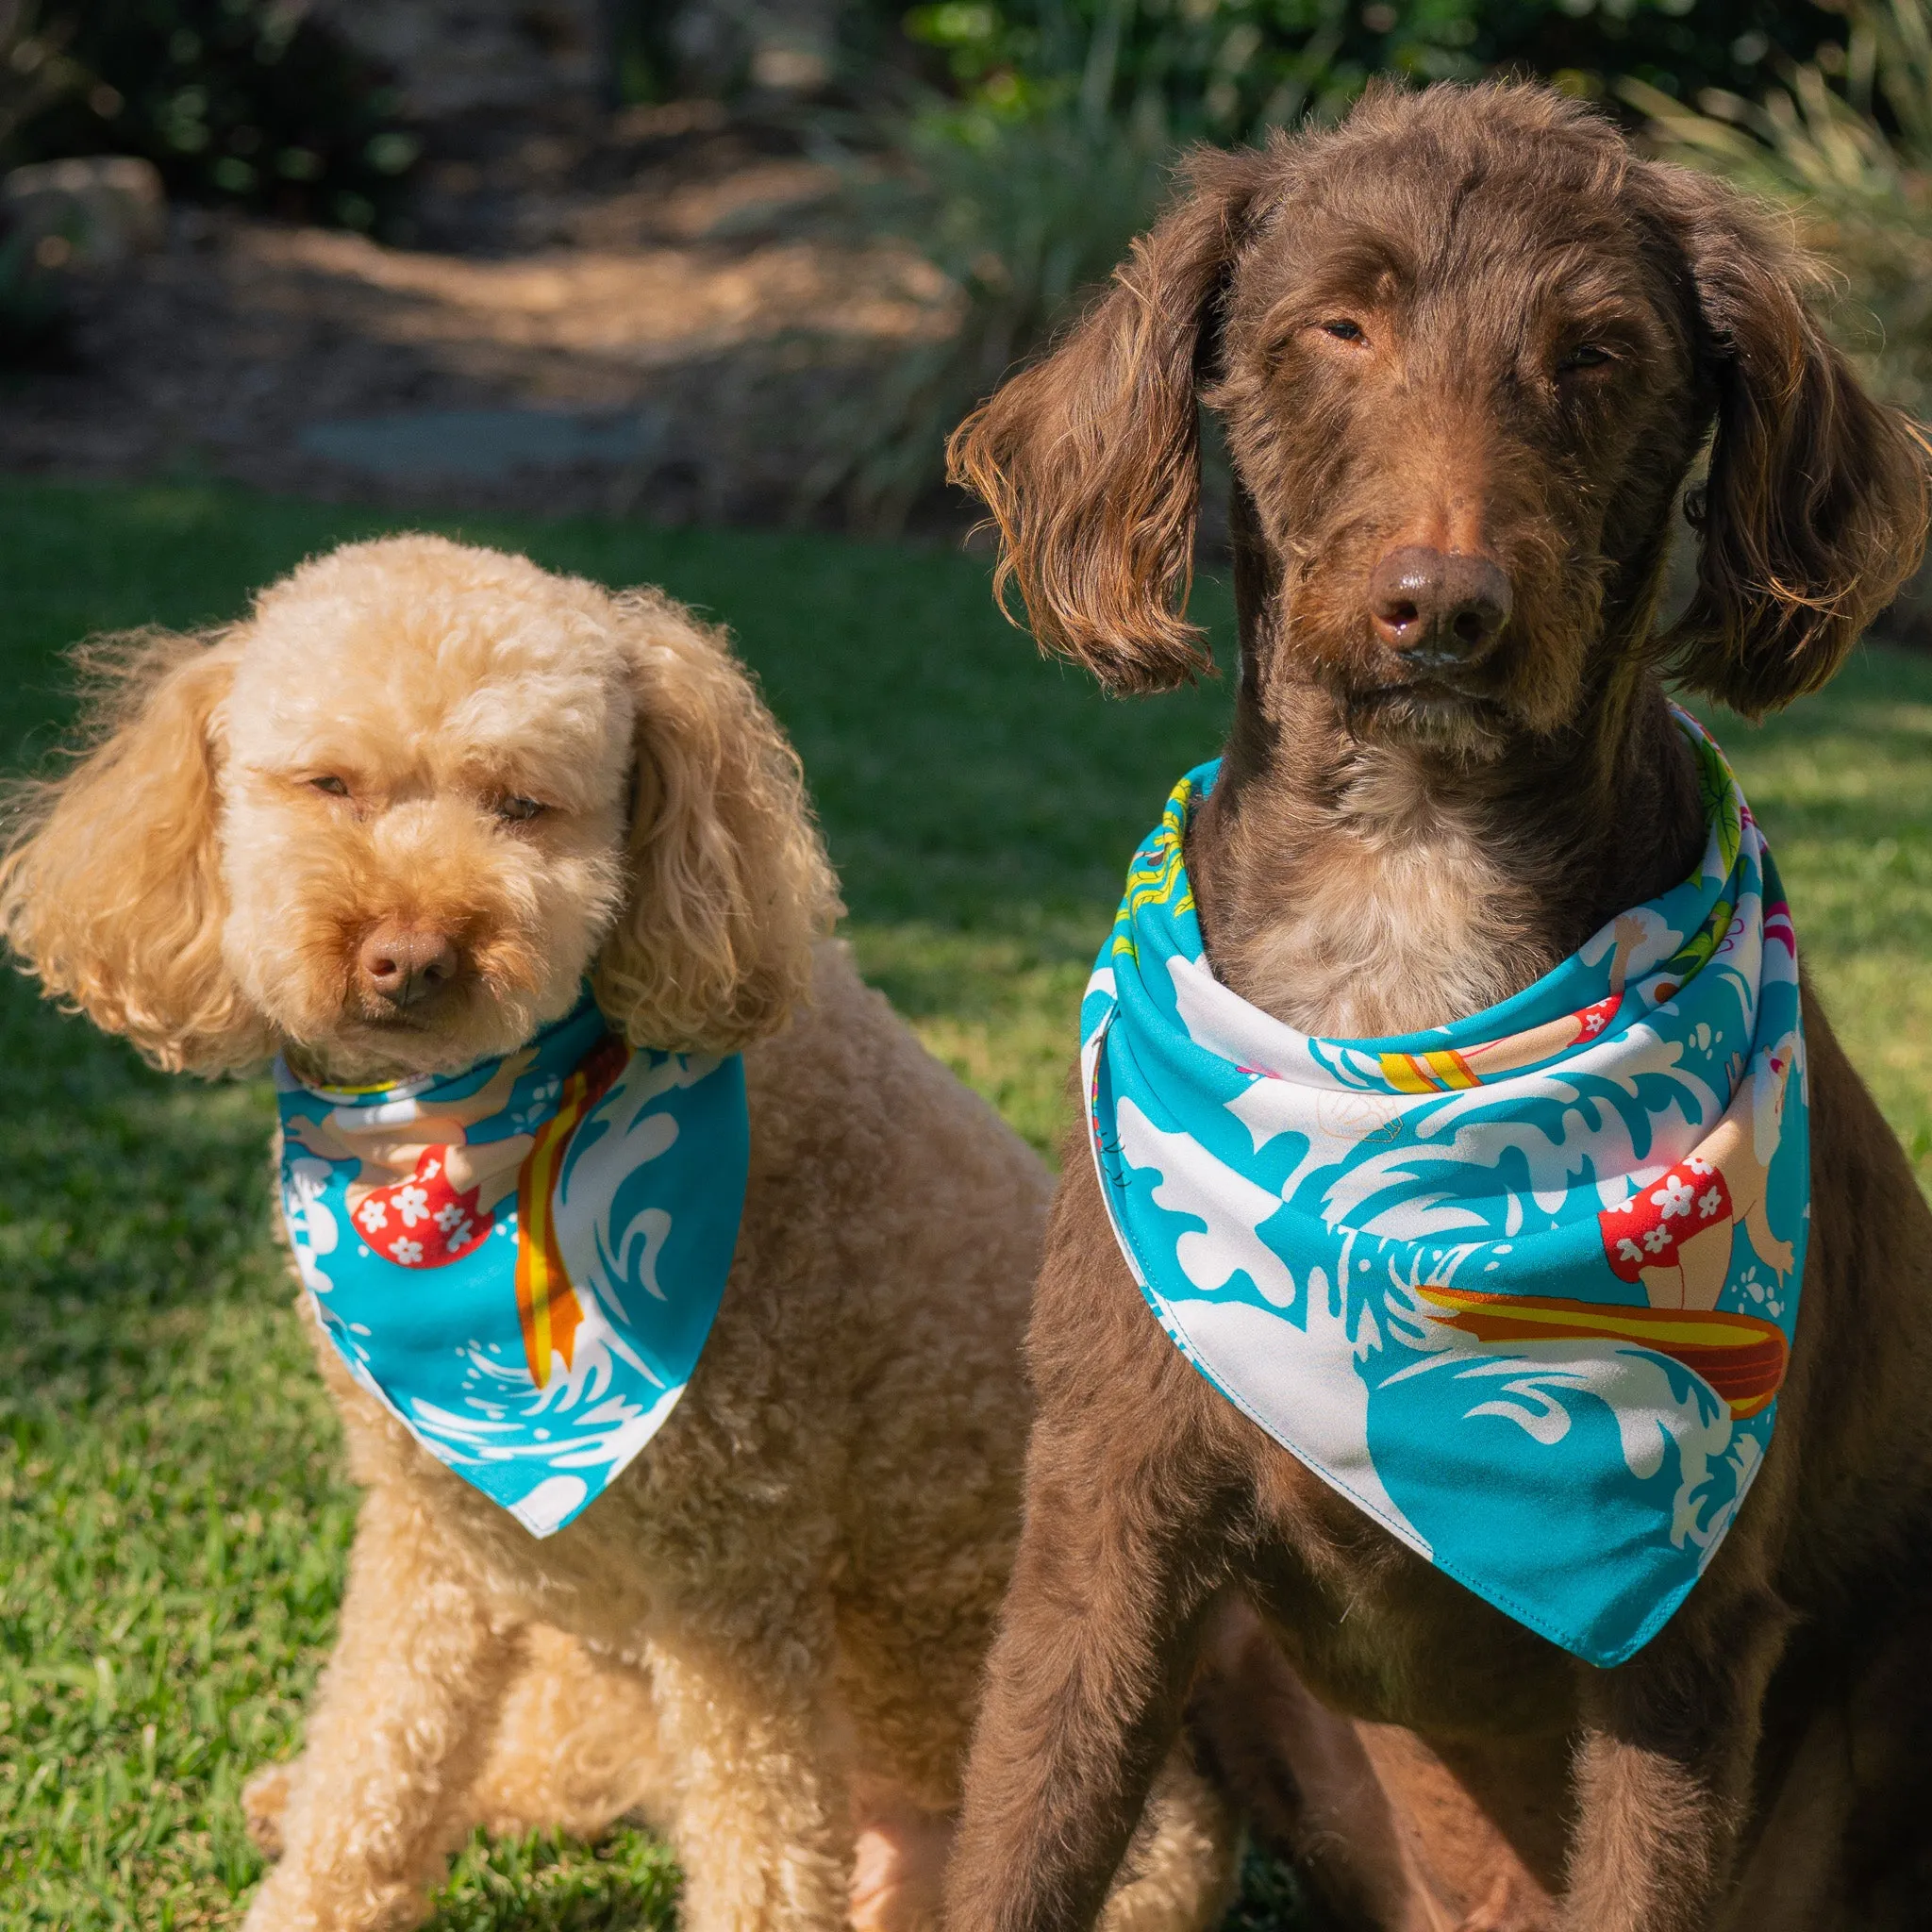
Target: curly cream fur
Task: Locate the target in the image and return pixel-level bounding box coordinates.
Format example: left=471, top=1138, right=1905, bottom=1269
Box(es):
left=2, top=537, right=1236, bottom=1932
left=0, top=628, right=269, bottom=1071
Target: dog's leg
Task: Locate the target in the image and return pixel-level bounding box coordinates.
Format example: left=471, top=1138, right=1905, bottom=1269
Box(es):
left=942, top=1415, right=1230, bottom=1932
left=644, top=1607, right=852, bottom=1932
left=465, top=1624, right=671, bottom=1841
left=242, top=1491, right=523, bottom=1932
left=1557, top=1588, right=1791, bottom=1932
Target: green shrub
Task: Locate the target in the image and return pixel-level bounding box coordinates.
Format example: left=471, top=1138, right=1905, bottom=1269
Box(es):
left=806, top=87, right=1176, bottom=528
left=885, top=0, right=1854, bottom=142
left=1629, top=0, right=1932, bottom=427
left=13, top=0, right=421, bottom=231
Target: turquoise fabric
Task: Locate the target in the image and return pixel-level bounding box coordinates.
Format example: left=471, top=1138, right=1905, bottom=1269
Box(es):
left=1082, top=713, right=1807, bottom=1665
left=276, top=993, right=747, bottom=1538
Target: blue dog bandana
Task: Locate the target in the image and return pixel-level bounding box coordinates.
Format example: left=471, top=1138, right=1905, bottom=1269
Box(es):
left=276, top=993, right=748, bottom=1538
left=1083, top=713, right=1807, bottom=1665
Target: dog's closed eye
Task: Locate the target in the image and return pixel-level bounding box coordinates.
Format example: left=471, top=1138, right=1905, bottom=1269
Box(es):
left=1557, top=342, right=1616, bottom=374
left=495, top=796, right=548, bottom=824
left=310, top=774, right=351, bottom=798
left=1318, top=318, right=1368, bottom=344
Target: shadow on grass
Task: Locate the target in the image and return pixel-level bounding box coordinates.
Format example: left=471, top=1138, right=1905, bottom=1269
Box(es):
left=426, top=1826, right=680, bottom=1932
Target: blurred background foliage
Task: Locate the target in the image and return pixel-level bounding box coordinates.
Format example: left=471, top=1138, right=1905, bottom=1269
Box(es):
left=802, top=0, right=1932, bottom=529
left=3, top=0, right=419, bottom=230
left=1632, top=0, right=1932, bottom=428
left=0, top=0, right=1925, bottom=534
left=876, top=0, right=1852, bottom=138
left=803, top=0, right=1932, bottom=537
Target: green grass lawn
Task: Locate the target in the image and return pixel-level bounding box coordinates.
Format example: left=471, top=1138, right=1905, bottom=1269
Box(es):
left=1, top=476, right=1929, bottom=1927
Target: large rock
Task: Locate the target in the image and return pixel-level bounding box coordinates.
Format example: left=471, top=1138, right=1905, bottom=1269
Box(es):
left=2, top=157, right=164, bottom=269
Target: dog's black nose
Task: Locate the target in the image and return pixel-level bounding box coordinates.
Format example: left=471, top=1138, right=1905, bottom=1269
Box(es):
left=358, top=924, right=459, bottom=1008
left=1368, top=545, right=1512, bottom=663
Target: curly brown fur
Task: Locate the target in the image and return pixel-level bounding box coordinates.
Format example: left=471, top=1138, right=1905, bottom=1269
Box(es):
left=0, top=537, right=1240, bottom=1932
left=943, top=81, right=1932, bottom=1932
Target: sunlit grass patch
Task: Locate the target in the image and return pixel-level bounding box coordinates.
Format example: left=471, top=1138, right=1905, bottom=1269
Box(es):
left=845, top=920, right=1092, bottom=1156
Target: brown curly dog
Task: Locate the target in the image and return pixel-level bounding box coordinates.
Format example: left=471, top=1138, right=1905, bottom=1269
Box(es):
left=941, top=82, right=1932, bottom=1932
left=0, top=536, right=1238, bottom=1932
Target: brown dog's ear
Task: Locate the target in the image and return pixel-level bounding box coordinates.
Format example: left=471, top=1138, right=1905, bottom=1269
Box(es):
left=593, top=591, right=840, bottom=1056
left=947, top=146, right=1268, bottom=693
left=0, top=628, right=267, bottom=1074
left=1657, top=170, right=1930, bottom=717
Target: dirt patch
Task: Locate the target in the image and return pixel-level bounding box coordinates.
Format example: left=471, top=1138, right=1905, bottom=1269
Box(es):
left=0, top=102, right=955, bottom=526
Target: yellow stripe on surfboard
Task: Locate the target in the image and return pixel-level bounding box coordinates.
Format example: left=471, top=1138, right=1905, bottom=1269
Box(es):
left=1379, top=1050, right=1478, bottom=1093
left=1416, top=1285, right=1770, bottom=1351
left=513, top=1072, right=593, bottom=1389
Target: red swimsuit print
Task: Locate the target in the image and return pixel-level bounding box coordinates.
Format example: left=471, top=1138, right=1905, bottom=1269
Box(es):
left=1598, top=1153, right=1733, bottom=1282
left=353, top=1150, right=492, bottom=1268
left=1573, top=992, right=1620, bottom=1042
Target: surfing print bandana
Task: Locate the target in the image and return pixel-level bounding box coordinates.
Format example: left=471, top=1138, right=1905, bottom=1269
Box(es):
left=276, top=993, right=748, bottom=1538
left=1083, top=712, right=1807, bottom=1665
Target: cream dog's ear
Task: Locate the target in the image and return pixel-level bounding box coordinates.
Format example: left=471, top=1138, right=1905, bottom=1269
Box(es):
left=592, top=591, right=840, bottom=1056
left=0, top=629, right=269, bottom=1074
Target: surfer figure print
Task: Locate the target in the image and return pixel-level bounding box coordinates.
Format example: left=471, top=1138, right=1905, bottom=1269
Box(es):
left=1599, top=1028, right=1800, bottom=1314
left=1377, top=911, right=1654, bottom=1092
left=285, top=1046, right=541, bottom=1267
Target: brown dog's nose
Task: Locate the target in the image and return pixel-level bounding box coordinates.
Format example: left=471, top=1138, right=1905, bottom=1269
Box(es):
left=1368, top=545, right=1513, bottom=663
left=358, top=924, right=459, bottom=1008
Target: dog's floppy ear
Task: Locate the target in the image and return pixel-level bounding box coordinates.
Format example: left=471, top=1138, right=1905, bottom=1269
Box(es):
left=0, top=629, right=268, bottom=1074
left=1656, top=168, right=1929, bottom=717
left=593, top=591, right=840, bottom=1056
left=947, top=146, right=1267, bottom=694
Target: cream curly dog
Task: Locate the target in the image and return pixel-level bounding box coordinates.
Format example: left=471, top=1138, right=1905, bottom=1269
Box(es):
left=0, top=536, right=1237, bottom=1932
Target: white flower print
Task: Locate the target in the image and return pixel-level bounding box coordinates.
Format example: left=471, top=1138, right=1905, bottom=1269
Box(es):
left=358, top=1198, right=388, bottom=1232
left=1616, top=1237, right=1643, bottom=1266
left=443, top=1218, right=474, bottom=1253
left=1651, top=1174, right=1695, bottom=1220
left=422, top=1158, right=441, bottom=1179
left=390, top=1237, right=425, bottom=1264
left=1642, top=1225, right=1672, bottom=1254
left=1697, top=1185, right=1724, bottom=1220
left=1686, top=1155, right=1712, bottom=1177
left=434, top=1203, right=464, bottom=1232
left=395, top=1184, right=431, bottom=1227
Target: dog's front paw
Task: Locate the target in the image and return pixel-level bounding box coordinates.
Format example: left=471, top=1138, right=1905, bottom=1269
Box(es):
left=242, top=1760, right=296, bottom=1860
